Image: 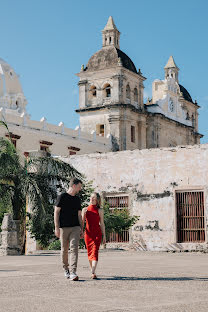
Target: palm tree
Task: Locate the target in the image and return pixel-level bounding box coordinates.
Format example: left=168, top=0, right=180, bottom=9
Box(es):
left=0, top=121, right=89, bottom=249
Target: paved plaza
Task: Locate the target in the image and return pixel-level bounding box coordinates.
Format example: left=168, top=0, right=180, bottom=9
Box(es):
left=1, top=249, right=208, bottom=312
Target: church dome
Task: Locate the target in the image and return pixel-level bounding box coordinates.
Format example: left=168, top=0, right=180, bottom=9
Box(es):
left=179, top=84, right=193, bottom=103
left=0, top=58, right=16, bottom=74
left=0, top=57, right=27, bottom=114
left=85, top=46, right=137, bottom=74
left=0, top=57, right=23, bottom=95
left=0, top=57, right=8, bottom=64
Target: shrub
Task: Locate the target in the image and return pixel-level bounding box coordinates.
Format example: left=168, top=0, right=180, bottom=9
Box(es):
left=48, top=239, right=61, bottom=250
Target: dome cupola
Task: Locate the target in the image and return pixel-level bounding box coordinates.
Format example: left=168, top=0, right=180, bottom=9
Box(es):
left=0, top=58, right=28, bottom=114
left=102, top=16, right=120, bottom=49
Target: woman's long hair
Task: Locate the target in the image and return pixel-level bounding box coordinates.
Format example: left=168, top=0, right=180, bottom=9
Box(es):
left=91, top=192, right=101, bottom=208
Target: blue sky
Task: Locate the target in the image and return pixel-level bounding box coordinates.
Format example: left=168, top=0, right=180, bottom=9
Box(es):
left=0, top=0, right=207, bottom=142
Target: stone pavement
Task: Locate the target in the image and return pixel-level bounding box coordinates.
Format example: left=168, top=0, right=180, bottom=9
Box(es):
left=1, top=249, right=208, bottom=312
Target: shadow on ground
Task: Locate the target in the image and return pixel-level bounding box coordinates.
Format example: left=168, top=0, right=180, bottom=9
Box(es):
left=100, top=276, right=208, bottom=281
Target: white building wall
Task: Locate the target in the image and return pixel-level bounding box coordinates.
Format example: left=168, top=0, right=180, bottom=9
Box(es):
left=0, top=109, right=111, bottom=157
left=62, top=144, right=208, bottom=251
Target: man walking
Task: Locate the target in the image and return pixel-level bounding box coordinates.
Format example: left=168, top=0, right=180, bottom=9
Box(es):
left=54, top=177, right=83, bottom=281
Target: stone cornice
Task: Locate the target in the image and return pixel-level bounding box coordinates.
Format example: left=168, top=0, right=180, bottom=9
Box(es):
left=76, top=103, right=144, bottom=114
left=78, top=80, right=88, bottom=86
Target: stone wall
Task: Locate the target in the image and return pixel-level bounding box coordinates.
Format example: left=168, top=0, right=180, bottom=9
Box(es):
left=146, top=114, right=198, bottom=148
left=62, top=143, right=208, bottom=251
left=0, top=213, right=20, bottom=256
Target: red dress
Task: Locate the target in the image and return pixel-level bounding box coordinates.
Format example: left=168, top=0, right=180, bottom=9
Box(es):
left=84, top=204, right=102, bottom=261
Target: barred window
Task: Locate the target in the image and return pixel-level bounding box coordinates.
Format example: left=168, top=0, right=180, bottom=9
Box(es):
left=176, top=191, right=205, bottom=243
left=105, top=195, right=128, bottom=211
left=105, top=195, right=129, bottom=243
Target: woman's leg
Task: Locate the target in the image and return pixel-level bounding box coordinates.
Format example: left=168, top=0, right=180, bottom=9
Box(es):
left=89, top=260, right=92, bottom=269
left=91, top=260, right=98, bottom=274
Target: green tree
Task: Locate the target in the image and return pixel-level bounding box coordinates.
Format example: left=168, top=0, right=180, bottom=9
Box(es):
left=102, top=201, right=139, bottom=241
left=0, top=121, right=88, bottom=249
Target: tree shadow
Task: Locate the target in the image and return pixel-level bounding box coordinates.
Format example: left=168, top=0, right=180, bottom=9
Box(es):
left=27, top=253, right=57, bottom=257
left=0, top=270, right=17, bottom=272
left=100, top=276, right=208, bottom=281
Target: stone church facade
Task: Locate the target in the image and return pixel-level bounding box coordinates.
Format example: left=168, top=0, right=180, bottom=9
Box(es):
left=76, top=16, right=202, bottom=151
left=0, top=16, right=202, bottom=157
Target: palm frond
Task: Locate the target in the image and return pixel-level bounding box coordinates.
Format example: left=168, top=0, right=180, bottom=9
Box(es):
left=0, top=120, right=12, bottom=141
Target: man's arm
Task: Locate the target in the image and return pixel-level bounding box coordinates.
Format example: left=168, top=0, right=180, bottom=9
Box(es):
left=54, top=206, right=61, bottom=238
left=81, top=208, right=87, bottom=230
left=78, top=210, right=84, bottom=238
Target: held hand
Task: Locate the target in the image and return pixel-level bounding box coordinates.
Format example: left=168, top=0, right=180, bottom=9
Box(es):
left=102, top=236, right=106, bottom=245
left=80, top=229, right=84, bottom=239
left=55, top=227, right=60, bottom=238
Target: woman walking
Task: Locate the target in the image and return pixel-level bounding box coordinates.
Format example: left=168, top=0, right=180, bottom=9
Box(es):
left=82, top=192, right=106, bottom=279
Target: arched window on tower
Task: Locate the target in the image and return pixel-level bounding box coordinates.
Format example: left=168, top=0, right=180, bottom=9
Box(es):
left=139, top=90, right=142, bottom=107
left=192, top=114, right=195, bottom=127
left=103, top=83, right=111, bottom=98
left=126, top=85, right=131, bottom=103
left=89, top=85, right=97, bottom=98
left=134, top=88, right=138, bottom=105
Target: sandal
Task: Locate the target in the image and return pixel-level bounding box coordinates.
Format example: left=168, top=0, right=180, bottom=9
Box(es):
left=91, top=273, right=98, bottom=279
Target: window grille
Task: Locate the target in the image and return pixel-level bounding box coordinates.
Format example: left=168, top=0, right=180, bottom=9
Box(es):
left=176, top=191, right=205, bottom=243
left=105, top=195, right=129, bottom=210
left=105, top=195, right=129, bottom=243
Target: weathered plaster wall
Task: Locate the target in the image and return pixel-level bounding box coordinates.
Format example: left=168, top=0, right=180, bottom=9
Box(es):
left=62, top=144, right=208, bottom=251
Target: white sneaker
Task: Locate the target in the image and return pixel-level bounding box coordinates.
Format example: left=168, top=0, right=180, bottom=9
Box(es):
left=70, top=272, right=79, bottom=281
left=64, top=269, right=70, bottom=279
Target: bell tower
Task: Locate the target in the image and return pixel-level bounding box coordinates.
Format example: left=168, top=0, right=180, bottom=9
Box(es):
left=0, top=58, right=28, bottom=115
left=102, top=16, right=120, bottom=49
left=76, top=17, right=146, bottom=151
left=164, top=55, right=179, bottom=82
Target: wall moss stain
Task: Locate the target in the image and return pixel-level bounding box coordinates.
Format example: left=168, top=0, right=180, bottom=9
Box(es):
left=145, top=220, right=162, bottom=231
left=137, top=190, right=172, bottom=201
left=134, top=225, right=144, bottom=231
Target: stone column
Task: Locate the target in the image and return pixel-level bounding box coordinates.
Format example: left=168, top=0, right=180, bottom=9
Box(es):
left=138, top=117, right=147, bottom=149
left=0, top=213, right=21, bottom=256
left=108, top=113, right=120, bottom=151
left=78, top=80, right=88, bottom=109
